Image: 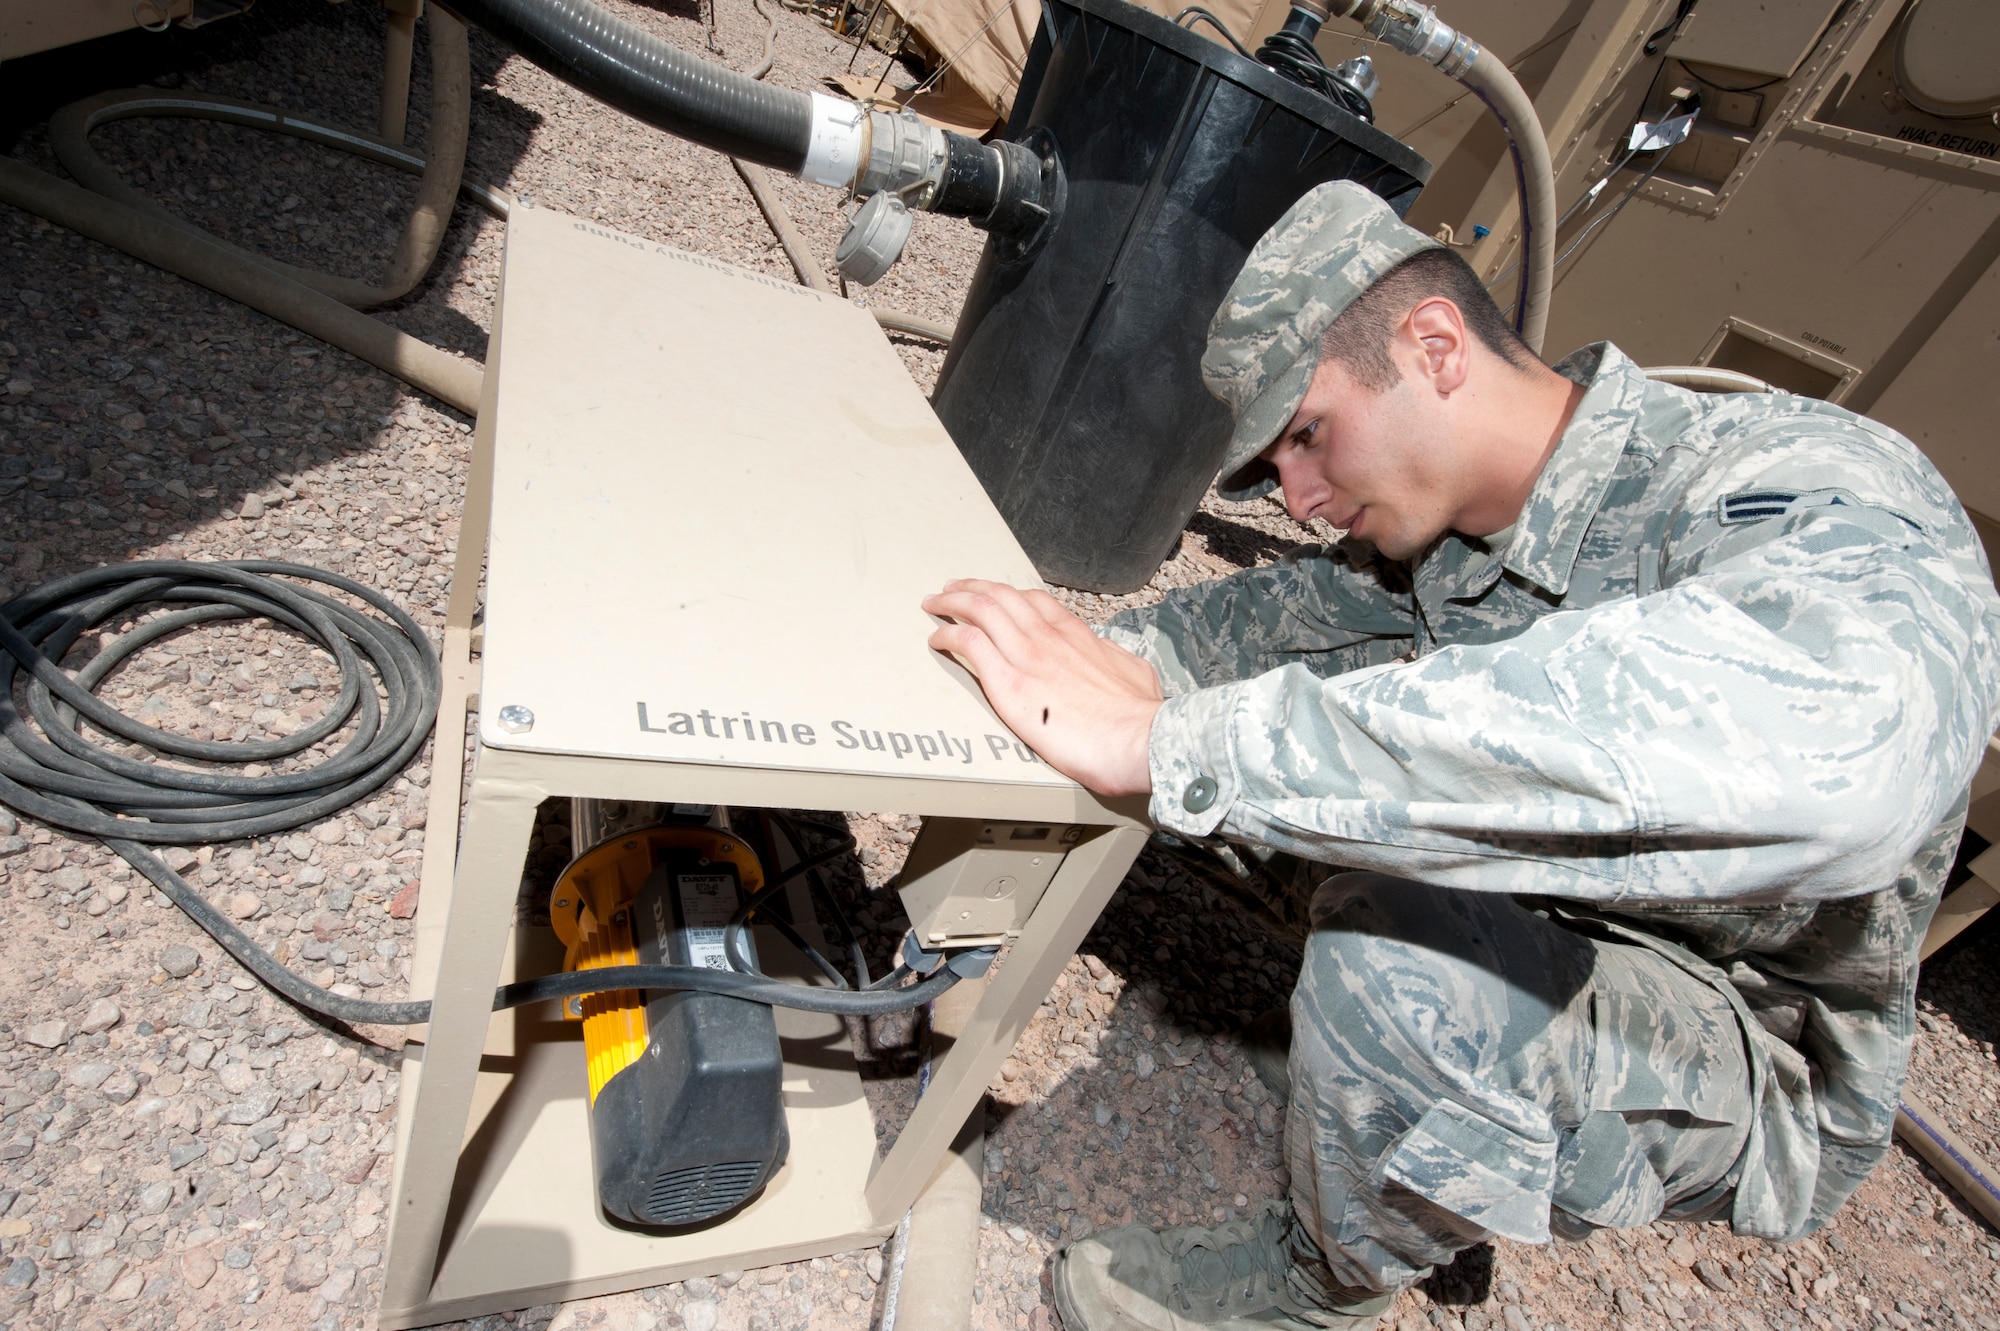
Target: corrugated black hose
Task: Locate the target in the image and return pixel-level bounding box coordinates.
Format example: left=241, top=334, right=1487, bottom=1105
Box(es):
left=433, top=0, right=815, bottom=173
left=0, top=561, right=954, bottom=1028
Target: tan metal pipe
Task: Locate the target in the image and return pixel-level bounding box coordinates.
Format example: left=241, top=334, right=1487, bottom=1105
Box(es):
left=1451, top=47, right=1556, bottom=355
left=381, top=0, right=425, bottom=145
left=50, top=3, right=471, bottom=310
left=1894, top=1090, right=2000, bottom=1232
left=0, top=157, right=483, bottom=414
left=887, top=972, right=989, bottom=1329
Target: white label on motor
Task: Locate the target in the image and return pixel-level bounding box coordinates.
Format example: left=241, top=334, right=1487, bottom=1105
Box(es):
left=676, top=872, right=738, bottom=971
left=803, top=91, right=867, bottom=189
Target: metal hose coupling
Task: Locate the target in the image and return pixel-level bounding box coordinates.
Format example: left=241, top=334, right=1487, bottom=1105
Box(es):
left=1326, top=0, right=1480, bottom=76
left=835, top=109, right=1059, bottom=285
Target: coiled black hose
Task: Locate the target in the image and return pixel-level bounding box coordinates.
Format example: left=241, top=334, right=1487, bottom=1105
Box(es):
left=0, top=561, right=954, bottom=1027
left=435, top=0, right=813, bottom=174
left=1255, top=28, right=1375, bottom=122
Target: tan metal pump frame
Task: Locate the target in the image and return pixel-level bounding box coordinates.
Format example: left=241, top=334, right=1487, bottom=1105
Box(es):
left=376, top=206, right=1148, bottom=1326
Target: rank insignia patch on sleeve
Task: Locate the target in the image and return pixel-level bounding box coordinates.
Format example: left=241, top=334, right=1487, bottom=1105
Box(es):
left=1719, top=487, right=1925, bottom=532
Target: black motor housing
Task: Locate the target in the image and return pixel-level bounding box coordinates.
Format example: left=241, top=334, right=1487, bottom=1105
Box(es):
left=930, top=0, right=1432, bottom=593
left=589, top=848, right=788, bottom=1228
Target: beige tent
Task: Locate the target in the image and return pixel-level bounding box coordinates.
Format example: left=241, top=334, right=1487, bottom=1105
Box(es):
left=835, top=0, right=1286, bottom=135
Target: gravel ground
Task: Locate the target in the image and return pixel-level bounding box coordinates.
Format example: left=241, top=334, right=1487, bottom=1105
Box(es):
left=4, top=4, right=2000, bottom=1331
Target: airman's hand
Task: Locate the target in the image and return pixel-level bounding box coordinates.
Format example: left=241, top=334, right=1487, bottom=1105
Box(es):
left=923, top=579, right=1162, bottom=796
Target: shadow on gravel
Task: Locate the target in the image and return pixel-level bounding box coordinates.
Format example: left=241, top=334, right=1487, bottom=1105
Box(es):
left=0, top=0, right=540, bottom=577
left=1186, top=508, right=1311, bottom=568
left=624, top=0, right=710, bottom=21
left=1080, top=841, right=1305, bottom=1041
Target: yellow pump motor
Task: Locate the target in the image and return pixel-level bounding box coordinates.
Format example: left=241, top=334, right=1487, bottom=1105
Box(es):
left=548, top=825, right=789, bottom=1227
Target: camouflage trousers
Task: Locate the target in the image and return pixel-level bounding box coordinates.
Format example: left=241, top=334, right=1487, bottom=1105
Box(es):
left=1286, top=874, right=1755, bottom=1294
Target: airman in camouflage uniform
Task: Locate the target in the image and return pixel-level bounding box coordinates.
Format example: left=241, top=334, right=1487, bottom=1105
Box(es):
left=1050, top=181, right=2000, bottom=1328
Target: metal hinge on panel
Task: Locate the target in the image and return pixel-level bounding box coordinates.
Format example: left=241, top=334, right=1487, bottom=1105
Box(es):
left=895, top=819, right=1084, bottom=947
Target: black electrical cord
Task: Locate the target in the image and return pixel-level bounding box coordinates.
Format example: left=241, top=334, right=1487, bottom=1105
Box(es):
left=1174, top=6, right=1254, bottom=58
left=722, top=827, right=856, bottom=983
left=1547, top=146, right=1672, bottom=270
left=1254, top=28, right=1376, bottom=122
left=495, top=962, right=959, bottom=1016
left=0, top=561, right=953, bottom=1028
left=1681, top=65, right=1784, bottom=95
left=768, top=809, right=871, bottom=989
left=1644, top=0, right=1697, bottom=56
left=1482, top=142, right=1641, bottom=294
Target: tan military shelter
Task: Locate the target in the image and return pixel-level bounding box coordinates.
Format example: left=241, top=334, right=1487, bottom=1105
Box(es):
left=850, top=0, right=1289, bottom=133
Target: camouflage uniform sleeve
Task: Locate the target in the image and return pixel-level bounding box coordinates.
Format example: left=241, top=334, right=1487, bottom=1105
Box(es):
left=1100, top=542, right=1418, bottom=697
left=1147, top=422, right=2000, bottom=903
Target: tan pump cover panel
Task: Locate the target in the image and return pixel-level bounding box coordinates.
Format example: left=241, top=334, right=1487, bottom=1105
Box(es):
left=1665, top=0, right=1846, bottom=78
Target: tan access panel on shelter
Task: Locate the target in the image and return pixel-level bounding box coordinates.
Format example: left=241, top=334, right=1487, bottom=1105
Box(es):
left=1669, top=0, right=1849, bottom=78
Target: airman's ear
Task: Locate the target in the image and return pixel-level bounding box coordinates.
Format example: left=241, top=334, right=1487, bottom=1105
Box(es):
left=1403, top=297, right=1471, bottom=397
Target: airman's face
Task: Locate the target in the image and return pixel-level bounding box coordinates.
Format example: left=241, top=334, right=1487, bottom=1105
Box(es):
left=1262, top=354, right=1457, bottom=561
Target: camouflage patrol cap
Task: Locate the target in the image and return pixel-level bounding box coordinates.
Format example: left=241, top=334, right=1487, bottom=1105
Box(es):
left=1202, top=181, right=1441, bottom=500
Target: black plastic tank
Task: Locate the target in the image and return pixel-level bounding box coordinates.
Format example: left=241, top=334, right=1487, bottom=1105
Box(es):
left=930, top=0, right=1431, bottom=593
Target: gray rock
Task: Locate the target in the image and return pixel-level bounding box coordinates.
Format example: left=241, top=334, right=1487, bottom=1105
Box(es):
left=1694, top=1259, right=1735, bottom=1293
left=224, top=1085, right=282, bottom=1125
left=682, top=1299, right=719, bottom=1331
left=68, top=1061, right=114, bottom=1091
left=50, top=865, right=88, bottom=893
left=79, top=1255, right=127, bottom=1295
left=0, top=836, right=25, bottom=859
left=22, top=1020, right=69, bottom=1049
left=100, top=1070, right=139, bottom=1104
left=284, top=1250, right=329, bottom=1291
left=159, top=944, right=201, bottom=978
left=138, top=1181, right=175, bottom=1215
left=76, top=997, right=121, bottom=1035
left=169, top=1140, right=207, bottom=1170
left=0, top=806, right=16, bottom=836
left=0, top=1257, right=34, bottom=1289
left=223, top=1246, right=252, bottom=1270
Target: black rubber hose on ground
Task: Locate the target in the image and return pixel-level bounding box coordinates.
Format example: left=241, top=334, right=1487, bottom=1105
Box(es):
left=434, top=0, right=815, bottom=174
left=0, top=561, right=955, bottom=1028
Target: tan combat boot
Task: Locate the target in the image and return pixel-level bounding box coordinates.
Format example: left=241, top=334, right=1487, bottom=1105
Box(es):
left=1053, top=1200, right=1393, bottom=1330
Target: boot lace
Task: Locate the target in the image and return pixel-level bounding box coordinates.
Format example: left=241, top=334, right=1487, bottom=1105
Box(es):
left=1169, top=1212, right=1290, bottom=1313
